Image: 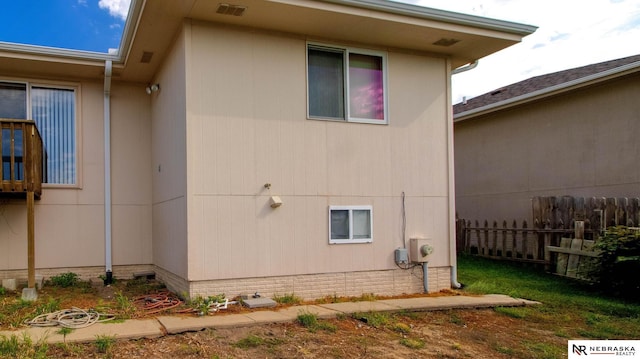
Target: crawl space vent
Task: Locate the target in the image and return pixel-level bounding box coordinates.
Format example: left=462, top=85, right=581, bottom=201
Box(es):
left=216, top=3, right=247, bottom=16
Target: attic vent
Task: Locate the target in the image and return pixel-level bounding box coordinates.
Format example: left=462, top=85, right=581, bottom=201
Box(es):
left=432, top=38, right=460, bottom=47
left=216, top=3, right=247, bottom=16
left=140, top=51, right=154, bottom=63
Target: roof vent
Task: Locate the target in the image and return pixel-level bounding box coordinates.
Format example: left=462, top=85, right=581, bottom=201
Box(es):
left=216, top=3, right=247, bottom=16
left=432, top=38, right=460, bottom=47
left=140, top=51, right=154, bottom=64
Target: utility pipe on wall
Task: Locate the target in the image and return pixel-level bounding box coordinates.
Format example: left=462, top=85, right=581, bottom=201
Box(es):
left=103, top=60, right=113, bottom=285
left=422, top=262, right=429, bottom=293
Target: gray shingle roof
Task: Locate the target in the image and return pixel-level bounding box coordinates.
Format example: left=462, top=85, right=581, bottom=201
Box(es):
left=453, top=54, right=640, bottom=115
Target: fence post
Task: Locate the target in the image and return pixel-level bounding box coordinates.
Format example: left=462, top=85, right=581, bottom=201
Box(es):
left=501, top=220, right=508, bottom=258
left=465, top=220, right=471, bottom=253
left=511, top=220, right=517, bottom=259
left=522, top=220, right=528, bottom=259
left=544, top=220, right=552, bottom=272
left=475, top=220, right=481, bottom=255
left=483, top=220, right=489, bottom=256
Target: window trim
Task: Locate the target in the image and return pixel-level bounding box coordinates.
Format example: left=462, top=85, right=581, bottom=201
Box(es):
left=306, top=42, right=389, bottom=125
left=0, top=78, right=81, bottom=188
left=329, top=205, right=373, bottom=244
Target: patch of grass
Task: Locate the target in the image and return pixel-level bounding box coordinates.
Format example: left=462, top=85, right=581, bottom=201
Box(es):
left=297, top=312, right=318, bottom=328
left=353, top=311, right=390, bottom=328
left=273, top=293, right=302, bottom=305
left=352, top=293, right=377, bottom=302
left=0, top=287, right=5, bottom=296
left=458, top=255, right=640, bottom=340
left=495, top=306, right=528, bottom=319
left=392, top=322, right=411, bottom=334
left=35, top=298, right=61, bottom=316
left=0, top=333, right=48, bottom=359
left=49, top=272, right=79, bottom=288
left=399, top=337, right=425, bottom=349
left=94, top=334, right=116, bottom=354
left=296, top=311, right=336, bottom=332
left=448, top=311, right=465, bottom=326
left=114, top=291, right=136, bottom=319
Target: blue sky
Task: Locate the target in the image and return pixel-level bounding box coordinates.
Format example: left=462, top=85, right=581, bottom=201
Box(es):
left=1, top=0, right=640, bottom=102
left=0, top=0, right=129, bottom=53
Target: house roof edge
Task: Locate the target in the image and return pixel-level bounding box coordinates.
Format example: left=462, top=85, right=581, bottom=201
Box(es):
left=319, top=0, right=537, bottom=36
left=454, top=60, right=640, bottom=123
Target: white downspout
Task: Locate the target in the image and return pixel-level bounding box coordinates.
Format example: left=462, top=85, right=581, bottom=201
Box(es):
left=104, top=60, right=113, bottom=285
left=447, top=60, right=478, bottom=289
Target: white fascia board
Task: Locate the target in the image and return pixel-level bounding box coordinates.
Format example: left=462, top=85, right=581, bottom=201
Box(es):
left=454, top=61, right=640, bottom=122
left=0, top=0, right=143, bottom=65
left=0, top=41, right=119, bottom=62
left=320, top=0, right=537, bottom=36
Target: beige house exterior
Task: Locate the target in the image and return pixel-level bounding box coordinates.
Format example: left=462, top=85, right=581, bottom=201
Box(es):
left=0, top=0, right=534, bottom=298
left=454, top=55, right=640, bottom=224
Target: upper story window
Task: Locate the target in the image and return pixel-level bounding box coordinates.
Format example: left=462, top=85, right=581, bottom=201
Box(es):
left=0, top=81, right=77, bottom=185
left=307, top=43, right=388, bottom=124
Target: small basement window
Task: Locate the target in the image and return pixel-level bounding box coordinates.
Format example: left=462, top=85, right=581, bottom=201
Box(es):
left=329, top=205, right=373, bottom=244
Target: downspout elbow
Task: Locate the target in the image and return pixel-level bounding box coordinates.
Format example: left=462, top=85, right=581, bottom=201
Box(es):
left=452, top=60, right=478, bottom=75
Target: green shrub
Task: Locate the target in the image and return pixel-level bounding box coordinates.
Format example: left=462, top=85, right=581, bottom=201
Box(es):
left=593, top=226, right=640, bottom=298
left=49, top=272, right=79, bottom=288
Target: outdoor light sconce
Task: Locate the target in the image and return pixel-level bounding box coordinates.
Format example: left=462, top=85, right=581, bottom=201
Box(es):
left=264, top=183, right=283, bottom=208
left=145, top=83, right=160, bottom=95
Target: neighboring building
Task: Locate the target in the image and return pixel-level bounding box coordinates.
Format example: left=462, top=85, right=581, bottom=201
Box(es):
left=0, top=0, right=534, bottom=298
left=454, top=54, right=640, bottom=223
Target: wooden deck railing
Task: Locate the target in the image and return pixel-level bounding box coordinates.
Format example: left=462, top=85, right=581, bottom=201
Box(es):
left=0, top=119, right=43, bottom=198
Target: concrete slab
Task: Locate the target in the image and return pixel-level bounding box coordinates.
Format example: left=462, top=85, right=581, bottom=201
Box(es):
left=243, top=297, right=277, bottom=308
left=21, top=288, right=38, bottom=302
left=157, top=314, right=256, bottom=334
left=317, top=301, right=399, bottom=314
left=275, top=305, right=341, bottom=319
left=243, top=311, right=293, bottom=324
left=0, top=319, right=163, bottom=345
left=1, top=278, right=16, bottom=292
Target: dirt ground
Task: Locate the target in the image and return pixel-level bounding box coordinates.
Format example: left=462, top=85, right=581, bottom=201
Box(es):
left=45, top=309, right=566, bottom=359
left=2, top=280, right=566, bottom=358
left=46, top=302, right=563, bottom=358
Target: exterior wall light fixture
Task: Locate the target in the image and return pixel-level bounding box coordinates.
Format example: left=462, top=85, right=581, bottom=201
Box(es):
left=145, top=83, right=160, bottom=95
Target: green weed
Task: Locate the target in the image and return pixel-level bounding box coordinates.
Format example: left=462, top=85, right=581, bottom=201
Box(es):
left=273, top=293, right=303, bottom=305
left=353, top=311, right=389, bottom=328
left=94, top=334, right=116, bottom=354
left=49, top=272, right=79, bottom=288
left=399, top=337, right=425, bottom=349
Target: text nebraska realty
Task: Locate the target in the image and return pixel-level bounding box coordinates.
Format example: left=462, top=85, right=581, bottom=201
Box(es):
left=574, top=344, right=636, bottom=356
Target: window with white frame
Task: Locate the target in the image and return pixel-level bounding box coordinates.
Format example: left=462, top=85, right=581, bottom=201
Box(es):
left=307, top=43, right=388, bottom=124
left=0, top=81, right=77, bottom=185
left=329, top=205, right=373, bottom=244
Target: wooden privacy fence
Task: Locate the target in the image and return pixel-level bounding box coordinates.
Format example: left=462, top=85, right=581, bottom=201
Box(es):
left=456, top=196, right=640, bottom=278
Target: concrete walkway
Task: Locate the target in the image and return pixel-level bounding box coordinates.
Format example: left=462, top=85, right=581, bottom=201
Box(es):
left=0, top=294, right=539, bottom=344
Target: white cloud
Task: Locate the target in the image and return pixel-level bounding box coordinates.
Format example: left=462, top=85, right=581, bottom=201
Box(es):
left=396, top=0, right=640, bottom=103
left=99, top=0, right=131, bottom=21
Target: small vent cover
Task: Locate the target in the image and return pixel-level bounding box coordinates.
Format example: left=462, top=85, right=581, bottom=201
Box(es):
left=216, top=3, right=247, bottom=16
left=432, top=38, right=460, bottom=47
left=140, top=51, right=154, bottom=63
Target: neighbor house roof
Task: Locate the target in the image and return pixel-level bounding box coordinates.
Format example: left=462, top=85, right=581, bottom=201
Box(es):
left=0, top=0, right=535, bottom=83
left=454, top=54, right=640, bottom=122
